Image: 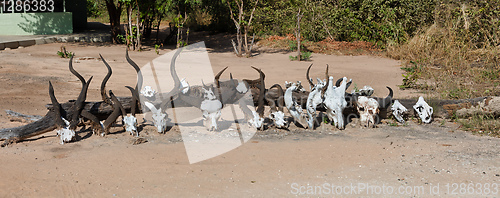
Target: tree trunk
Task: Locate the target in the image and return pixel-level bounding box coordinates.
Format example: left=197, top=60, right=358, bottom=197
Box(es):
left=296, top=8, right=302, bottom=61
left=135, top=0, right=141, bottom=50
left=105, top=0, right=123, bottom=44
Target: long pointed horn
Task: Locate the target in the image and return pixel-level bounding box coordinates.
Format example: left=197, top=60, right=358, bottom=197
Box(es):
left=69, top=76, right=93, bottom=130
left=335, top=77, right=343, bottom=87
left=68, top=56, right=85, bottom=86
left=382, top=86, right=393, bottom=108
left=102, top=90, right=126, bottom=130
left=268, top=84, right=284, bottom=112
left=159, top=48, right=184, bottom=109
left=215, top=66, right=228, bottom=89
left=49, top=81, right=66, bottom=128
left=110, top=90, right=126, bottom=119
left=125, top=86, right=139, bottom=116
left=126, top=49, right=143, bottom=96
left=251, top=66, right=266, bottom=117
left=306, top=63, right=314, bottom=88
left=99, top=54, right=112, bottom=105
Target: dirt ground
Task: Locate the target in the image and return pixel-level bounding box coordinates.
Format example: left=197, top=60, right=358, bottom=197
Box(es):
left=0, top=40, right=499, bottom=197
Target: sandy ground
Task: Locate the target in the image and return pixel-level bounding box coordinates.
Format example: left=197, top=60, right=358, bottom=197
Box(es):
left=0, top=41, right=499, bottom=197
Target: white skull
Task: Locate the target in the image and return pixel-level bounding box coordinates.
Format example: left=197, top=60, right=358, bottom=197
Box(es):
left=200, top=87, right=223, bottom=131
left=413, top=96, right=433, bottom=123
left=269, top=111, right=286, bottom=128
left=180, top=78, right=190, bottom=94
left=306, top=78, right=326, bottom=129
left=356, top=96, right=380, bottom=128
left=284, top=82, right=307, bottom=127
left=123, top=115, right=138, bottom=136
left=144, top=102, right=168, bottom=133
left=391, top=100, right=408, bottom=123
left=324, top=77, right=349, bottom=129
left=248, top=110, right=264, bottom=129
left=56, top=117, right=75, bottom=145
left=141, top=86, right=157, bottom=98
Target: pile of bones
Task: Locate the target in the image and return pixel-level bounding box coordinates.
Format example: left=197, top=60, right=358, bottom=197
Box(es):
left=15, top=49, right=434, bottom=144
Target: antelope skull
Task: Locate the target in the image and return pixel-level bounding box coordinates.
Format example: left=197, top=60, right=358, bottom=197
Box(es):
left=144, top=102, right=168, bottom=133
left=356, top=96, right=379, bottom=127
left=284, top=81, right=307, bottom=127
left=56, top=117, right=76, bottom=145
left=324, top=77, right=349, bottom=129
left=123, top=115, right=138, bottom=136
left=413, top=96, right=433, bottom=123
left=391, top=100, right=408, bottom=123
left=200, top=86, right=223, bottom=131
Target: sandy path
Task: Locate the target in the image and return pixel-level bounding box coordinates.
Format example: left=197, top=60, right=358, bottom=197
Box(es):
left=0, top=42, right=498, bottom=197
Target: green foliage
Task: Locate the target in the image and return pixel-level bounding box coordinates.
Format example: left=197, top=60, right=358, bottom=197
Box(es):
left=399, top=61, right=422, bottom=89
left=87, top=0, right=103, bottom=18
left=57, top=46, right=74, bottom=58
left=289, top=51, right=312, bottom=61
left=254, top=0, right=436, bottom=45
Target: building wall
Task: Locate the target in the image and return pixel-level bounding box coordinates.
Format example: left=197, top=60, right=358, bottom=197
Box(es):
left=0, top=12, right=73, bottom=35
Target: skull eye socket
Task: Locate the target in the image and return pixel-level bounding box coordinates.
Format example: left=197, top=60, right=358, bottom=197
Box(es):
left=359, top=107, right=365, bottom=111
left=416, top=106, right=424, bottom=113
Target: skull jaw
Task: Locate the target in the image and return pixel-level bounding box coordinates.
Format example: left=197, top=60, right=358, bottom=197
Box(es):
left=327, top=109, right=345, bottom=130
left=203, top=110, right=222, bottom=131
left=359, top=114, right=376, bottom=128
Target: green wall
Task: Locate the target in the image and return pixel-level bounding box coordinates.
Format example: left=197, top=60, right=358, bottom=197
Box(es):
left=0, top=12, right=73, bottom=35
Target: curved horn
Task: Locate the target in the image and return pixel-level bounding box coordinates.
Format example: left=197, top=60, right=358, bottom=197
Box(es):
left=269, top=84, right=284, bottom=112
left=68, top=56, right=85, bottom=86
left=99, top=54, right=112, bottom=105
left=48, top=81, right=66, bottom=127
left=335, top=77, right=343, bottom=87
left=102, top=90, right=126, bottom=130
left=382, top=86, right=393, bottom=108
left=126, top=49, right=143, bottom=95
left=69, top=76, right=93, bottom=130
left=110, top=90, right=127, bottom=119
left=252, top=66, right=266, bottom=117
left=215, top=66, right=228, bottom=89
left=306, top=63, right=314, bottom=88
left=125, top=86, right=139, bottom=116
left=159, top=48, right=184, bottom=109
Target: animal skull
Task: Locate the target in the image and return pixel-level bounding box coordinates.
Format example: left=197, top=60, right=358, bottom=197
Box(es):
left=200, top=87, right=223, bottom=131
left=269, top=111, right=286, bottom=128
left=324, top=77, right=349, bottom=129
left=141, top=86, right=157, bottom=99
left=56, top=117, right=75, bottom=144
left=356, top=96, right=379, bottom=127
left=306, top=78, right=326, bottom=129
left=284, top=81, right=307, bottom=127
left=413, top=96, right=433, bottom=123
left=391, top=100, right=408, bottom=123
left=123, top=115, right=138, bottom=136
left=144, top=102, right=168, bottom=133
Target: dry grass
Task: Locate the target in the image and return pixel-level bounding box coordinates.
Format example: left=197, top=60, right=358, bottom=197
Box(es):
left=387, top=2, right=500, bottom=99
